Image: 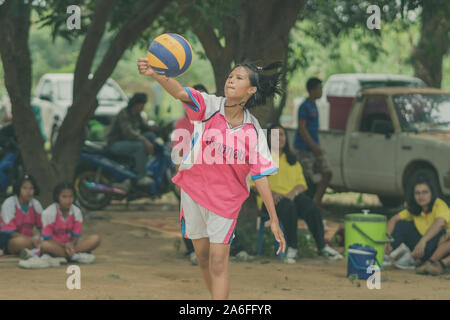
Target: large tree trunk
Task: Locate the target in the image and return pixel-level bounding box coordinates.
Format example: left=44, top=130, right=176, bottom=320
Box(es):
left=0, top=0, right=172, bottom=206
left=192, top=0, right=305, bottom=124
left=0, top=0, right=59, bottom=205
left=189, top=11, right=237, bottom=95
left=51, top=0, right=172, bottom=185
left=411, top=0, right=450, bottom=88
left=190, top=0, right=305, bottom=244
left=234, top=0, right=305, bottom=126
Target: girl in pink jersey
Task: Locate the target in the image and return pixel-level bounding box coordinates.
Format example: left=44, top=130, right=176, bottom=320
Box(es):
left=0, top=175, right=43, bottom=257
left=40, top=182, right=101, bottom=264
left=138, top=58, right=286, bottom=300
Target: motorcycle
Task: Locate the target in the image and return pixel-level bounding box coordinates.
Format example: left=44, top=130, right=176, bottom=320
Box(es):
left=0, top=124, right=100, bottom=218
left=73, top=134, right=179, bottom=211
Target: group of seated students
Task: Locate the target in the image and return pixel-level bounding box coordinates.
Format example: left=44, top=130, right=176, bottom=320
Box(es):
left=1, top=125, right=449, bottom=275
left=251, top=123, right=344, bottom=263
left=252, top=123, right=450, bottom=274
left=0, top=175, right=101, bottom=268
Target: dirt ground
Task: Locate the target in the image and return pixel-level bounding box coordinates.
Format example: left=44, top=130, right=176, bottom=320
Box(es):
left=1, top=193, right=449, bottom=300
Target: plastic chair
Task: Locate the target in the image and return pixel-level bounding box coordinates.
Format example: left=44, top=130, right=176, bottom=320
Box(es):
left=256, top=208, right=286, bottom=259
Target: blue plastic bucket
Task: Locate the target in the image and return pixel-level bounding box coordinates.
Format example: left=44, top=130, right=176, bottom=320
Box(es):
left=347, top=244, right=381, bottom=280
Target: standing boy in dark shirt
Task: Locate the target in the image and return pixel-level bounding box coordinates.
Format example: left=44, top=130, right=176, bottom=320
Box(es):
left=294, top=78, right=332, bottom=205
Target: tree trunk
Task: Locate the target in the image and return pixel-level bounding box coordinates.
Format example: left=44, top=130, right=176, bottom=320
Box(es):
left=189, top=11, right=237, bottom=95
left=411, top=0, right=450, bottom=88
left=273, top=49, right=289, bottom=121
left=192, top=0, right=305, bottom=125
left=52, top=0, right=172, bottom=183
left=0, top=0, right=59, bottom=205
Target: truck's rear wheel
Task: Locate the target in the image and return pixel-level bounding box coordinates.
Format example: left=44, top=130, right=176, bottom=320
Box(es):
left=74, top=170, right=112, bottom=210
left=378, top=196, right=403, bottom=208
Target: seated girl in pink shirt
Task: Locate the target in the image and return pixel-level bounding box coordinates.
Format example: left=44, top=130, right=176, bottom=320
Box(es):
left=0, top=175, right=43, bottom=257
left=40, top=182, right=101, bottom=264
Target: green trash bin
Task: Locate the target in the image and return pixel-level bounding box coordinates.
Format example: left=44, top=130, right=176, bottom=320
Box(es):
left=344, top=212, right=394, bottom=266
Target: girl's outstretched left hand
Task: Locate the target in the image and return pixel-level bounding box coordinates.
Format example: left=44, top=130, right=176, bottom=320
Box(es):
left=270, top=221, right=286, bottom=255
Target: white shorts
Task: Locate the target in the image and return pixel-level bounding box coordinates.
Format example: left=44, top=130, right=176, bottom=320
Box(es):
left=180, top=189, right=236, bottom=244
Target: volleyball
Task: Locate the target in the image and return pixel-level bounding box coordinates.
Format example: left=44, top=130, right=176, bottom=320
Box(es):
left=147, top=33, right=193, bottom=77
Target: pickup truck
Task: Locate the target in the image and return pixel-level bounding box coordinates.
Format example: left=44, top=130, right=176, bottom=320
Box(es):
left=316, top=73, right=425, bottom=130
left=32, top=73, right=128, bottom=143
left=291, top=87, right=450, bottom=207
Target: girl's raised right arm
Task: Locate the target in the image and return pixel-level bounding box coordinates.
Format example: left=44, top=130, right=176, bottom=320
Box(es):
left=137, top=58, right=190, bottom=103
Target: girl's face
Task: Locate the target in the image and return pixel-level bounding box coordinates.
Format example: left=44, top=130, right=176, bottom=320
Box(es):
left=19, top=181, right=35, bottom=202
left=224, top=66, right=257, bottom=102
left=414, top=183, right=432, bottom=209
left=58, top=189, right=74, bottom=210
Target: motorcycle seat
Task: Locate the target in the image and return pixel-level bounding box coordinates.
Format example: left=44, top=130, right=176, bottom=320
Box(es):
left=82, top=140, right=135, bottom=167
left=82, top=140, right=108, bottom=155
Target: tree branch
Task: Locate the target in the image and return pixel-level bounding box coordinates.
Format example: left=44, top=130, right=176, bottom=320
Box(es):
left=188, top=9, right=224, bottom=64
left=73, top=0, right=117, bottom=97
left=53, top=0, right=173, bottom=157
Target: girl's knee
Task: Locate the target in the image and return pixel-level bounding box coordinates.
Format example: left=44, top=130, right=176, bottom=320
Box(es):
left=8, top=236, right=31, bottom=249
left=40, top=240, right=53, bottom=251
left=278, top=198, right=295, bottom=211
left=90, top=234, right=101, bottom=246
left=209, top=253, right=227, bottom=277
left=196, top=251, right=209, bottom=266
left=8, top=236, right=24, bottom=245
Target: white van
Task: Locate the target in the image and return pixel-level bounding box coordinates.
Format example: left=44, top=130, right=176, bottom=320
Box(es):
left=32, top=73, right=128, bottom=142
left=316, top=74, right=426, bottom=130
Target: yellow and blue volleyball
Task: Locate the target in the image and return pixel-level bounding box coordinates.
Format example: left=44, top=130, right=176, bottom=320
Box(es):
left=147, top=33, right=193, bottom=77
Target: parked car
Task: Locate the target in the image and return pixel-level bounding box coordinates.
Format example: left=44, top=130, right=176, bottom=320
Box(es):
left=311, top=87, right=450, bottom=207
left=31, top=73, right=128, bottom=144
left=0, top=93, right=48, bottom=140
left=316, top=73, right=426, bottom=130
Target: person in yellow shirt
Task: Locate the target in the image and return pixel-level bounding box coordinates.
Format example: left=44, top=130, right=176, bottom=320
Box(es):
left=253, top=123, right=342, bottom=263
left=386, top=176, right=450, bottom=269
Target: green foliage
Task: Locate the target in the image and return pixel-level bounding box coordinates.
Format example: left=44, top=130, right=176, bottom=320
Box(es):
left=2, top=0, right=450, bottom=124
left=37, top=0, right=91, bottom=42
left=189, top=0, right=240, bottom=39
left=348, top=274, right=361, bottom=287
left=296, top=230, right=318, bottom=258
left=282, top=17, right=425, bottom=122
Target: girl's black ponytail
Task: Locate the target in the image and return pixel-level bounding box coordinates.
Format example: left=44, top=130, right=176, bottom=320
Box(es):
left=233, top=61, right=283, bottom=109
left=262, top=61, right=283, bottom=71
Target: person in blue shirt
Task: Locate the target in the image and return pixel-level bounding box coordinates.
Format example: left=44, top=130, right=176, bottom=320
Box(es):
left=294, top=78, right=331, bottom=205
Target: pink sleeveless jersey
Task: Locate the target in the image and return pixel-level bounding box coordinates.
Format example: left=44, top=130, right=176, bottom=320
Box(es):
left=172, top=87, right=278, bottom=220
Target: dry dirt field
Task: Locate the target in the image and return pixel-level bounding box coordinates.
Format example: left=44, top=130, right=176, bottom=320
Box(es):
left=1, top=193, right=449, bottom=300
